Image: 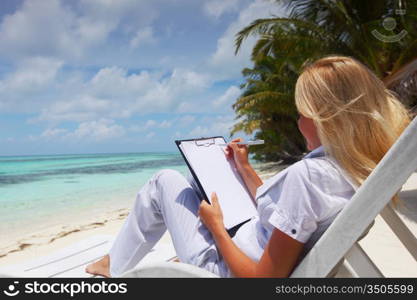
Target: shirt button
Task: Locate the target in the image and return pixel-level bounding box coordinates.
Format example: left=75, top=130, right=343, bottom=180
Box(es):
left=291, top=229, right=297, bottom=234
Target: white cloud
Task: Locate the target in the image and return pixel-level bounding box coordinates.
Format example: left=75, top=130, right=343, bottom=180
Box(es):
left=89, top=67, right=210, bottom=115
left=0, top=57, right=63, bottom=109
left=33, top=96, right=112, bottom=124
left=40, top=128, right=68, bottom=139
left=130, top=26, right=156, bottom=48
left=3, top=57, right=63, bottom=90
left=0, top=0, right=158, bottom=62
left=0, top=56, right=64, bottom=112
left=208, top=0, right=283, bottom=80
left=162, top=68, right=210, bottom=95
left=0, top=0, right=95, bottom=60
left=89, top=67, right=156, bottom=99
left=128, top=119, right=172, bottom=133
left=174, top=131, right=182, bottom=138
left=178, top=115, right=196, bottom=126
left=143, top=119, right=171, bottom=129
left=145, top=131, right=155, bottom=139
left=176, top=101, right=198, bottom=113
left=212, top=85, right=241, bottom=108
left=186, top=113, right=256, bottom=141
left=188, top=114, right=235, bottom=138
left=159, top=120, right=172, bottom=128
left=203, top=0, right=241, bottom=19
left=128, top=125, right=144, bottom=133
left=65, top=119, right=125, bottom=141
left=35, top=119, right=125, bottom=142
left=26, top=66, right=212, bottom=124
left=144, top=119, right=158, bottom=128
left=27, top=135, right=38, bottom=142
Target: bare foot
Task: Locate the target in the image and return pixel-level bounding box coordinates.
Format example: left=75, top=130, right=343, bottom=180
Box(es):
left=85, top=255, right=111, bottom=277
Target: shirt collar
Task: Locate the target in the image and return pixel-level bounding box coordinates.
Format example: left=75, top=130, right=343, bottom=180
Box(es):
left=303, top=145, right=325, bottom=159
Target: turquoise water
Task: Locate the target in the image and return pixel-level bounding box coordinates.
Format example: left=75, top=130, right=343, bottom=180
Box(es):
left=0, top=152, right=190, bottom=241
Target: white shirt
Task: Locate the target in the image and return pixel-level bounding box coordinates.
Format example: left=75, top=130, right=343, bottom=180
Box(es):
left=231, top=146, right=357, bottom=262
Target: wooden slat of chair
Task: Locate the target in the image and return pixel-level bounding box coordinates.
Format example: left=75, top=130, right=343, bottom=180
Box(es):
left=344, top=243, right=384, bottom=277
left=24, top=240, right=112, bottom=277
left=380, top=205, right=417, bottom=261
left=0, top=235, right=113, bottom=277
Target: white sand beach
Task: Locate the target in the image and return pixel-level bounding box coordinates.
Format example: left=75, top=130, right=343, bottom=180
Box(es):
left=0, top=163, right=416, bottom=277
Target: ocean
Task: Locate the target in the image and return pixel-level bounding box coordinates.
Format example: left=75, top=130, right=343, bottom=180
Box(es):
left=0, top=152, right=191, bottom=248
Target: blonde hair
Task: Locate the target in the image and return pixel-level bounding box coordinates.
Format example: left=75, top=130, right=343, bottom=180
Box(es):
left=295, top=56, right=411, bottom=202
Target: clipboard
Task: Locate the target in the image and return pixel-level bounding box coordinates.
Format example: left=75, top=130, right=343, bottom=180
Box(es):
left=175, top=136, right=257, bottom=230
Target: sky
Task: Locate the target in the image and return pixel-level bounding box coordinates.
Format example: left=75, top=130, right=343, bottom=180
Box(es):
left=0, top=0, right=284, bottom=155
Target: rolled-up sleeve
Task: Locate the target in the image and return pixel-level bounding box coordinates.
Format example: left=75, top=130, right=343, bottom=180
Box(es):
left=267, top=161, right=318, bottom=243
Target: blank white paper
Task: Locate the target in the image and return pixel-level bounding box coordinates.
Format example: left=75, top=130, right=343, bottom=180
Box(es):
left=179, top=137, right=257, bottom=230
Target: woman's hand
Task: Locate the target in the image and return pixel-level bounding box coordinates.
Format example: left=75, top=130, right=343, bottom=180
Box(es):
left=224, top=138, right=250, bottom=170
left=198, top=192, right=225, bottom=235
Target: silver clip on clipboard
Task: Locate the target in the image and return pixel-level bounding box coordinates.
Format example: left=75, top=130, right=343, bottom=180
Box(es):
left=194, top=138, right=216, bottom=147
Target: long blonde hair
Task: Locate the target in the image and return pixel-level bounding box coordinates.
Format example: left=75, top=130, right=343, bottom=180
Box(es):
left=295, top=56, right=411, bottom=201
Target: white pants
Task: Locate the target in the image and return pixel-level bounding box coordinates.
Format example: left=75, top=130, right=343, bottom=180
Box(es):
left=108, top=169, right=230, bottom=277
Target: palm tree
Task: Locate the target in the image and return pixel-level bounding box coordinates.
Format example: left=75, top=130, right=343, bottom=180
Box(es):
left=231, top=0, right=417, bottom=162
left=230, top=46, right=307, bottom=162
left=236, top=0, right=417, bottom=76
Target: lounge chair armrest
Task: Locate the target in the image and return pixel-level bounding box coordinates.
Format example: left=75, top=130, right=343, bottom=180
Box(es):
left=121, top=262, right=220, bottom=278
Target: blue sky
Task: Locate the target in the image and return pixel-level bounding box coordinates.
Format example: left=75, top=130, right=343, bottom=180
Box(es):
left=0, top=0, right=283, bottom=155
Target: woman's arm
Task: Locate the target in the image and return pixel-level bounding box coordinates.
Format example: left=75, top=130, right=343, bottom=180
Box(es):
left=199, top=193, right=304, bottom=277
left=225, top=138, right=263, bottom=201
left=214, top=226, right=304, bottom=277
left=237, top=162, right=263, bottom=201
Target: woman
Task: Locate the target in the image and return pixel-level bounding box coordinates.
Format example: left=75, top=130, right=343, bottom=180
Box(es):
left=86, top=56, right=410, bottom=277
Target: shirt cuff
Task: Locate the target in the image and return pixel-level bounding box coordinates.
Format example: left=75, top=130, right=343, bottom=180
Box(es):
left=267, top=208, right=312, bottom=243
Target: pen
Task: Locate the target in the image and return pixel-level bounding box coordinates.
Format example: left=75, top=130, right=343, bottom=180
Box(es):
left=217, top=139, right=264, bottom=146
